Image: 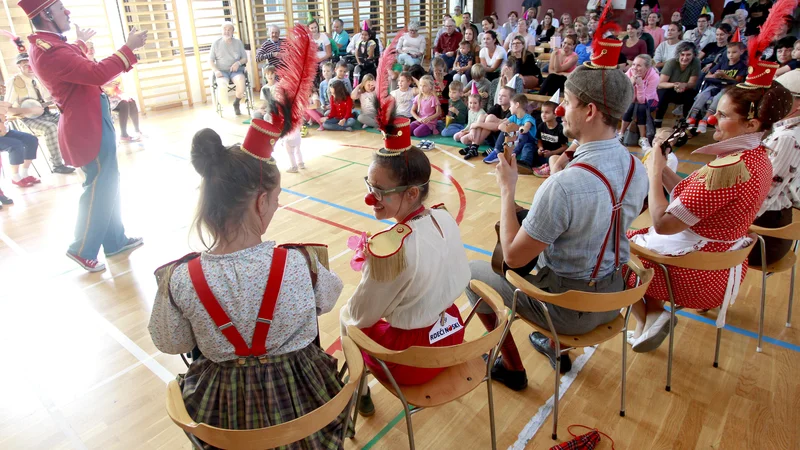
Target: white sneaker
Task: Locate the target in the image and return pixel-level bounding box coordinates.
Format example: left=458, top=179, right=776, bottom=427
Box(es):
left=638, top=137, right=652, bottom=151
left=697, top=120, right=708, bottom=134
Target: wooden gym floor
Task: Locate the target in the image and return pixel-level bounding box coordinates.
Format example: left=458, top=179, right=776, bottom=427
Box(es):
left=0, top=103, right=798, bottom=450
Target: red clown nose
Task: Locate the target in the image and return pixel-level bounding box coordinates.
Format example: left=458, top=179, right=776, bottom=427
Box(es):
left=555, top=104, right=565, bottom=117
left=706, top=115, right=718, bottom=126
left=364, top=192, right=378, bottom=206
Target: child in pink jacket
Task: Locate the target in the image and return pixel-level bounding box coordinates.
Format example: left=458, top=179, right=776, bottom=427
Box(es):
left=618, top=55, right=660, bottom=151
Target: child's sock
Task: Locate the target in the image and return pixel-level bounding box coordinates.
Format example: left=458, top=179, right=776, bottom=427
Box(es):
left=19, top=167, right=29, bottom=178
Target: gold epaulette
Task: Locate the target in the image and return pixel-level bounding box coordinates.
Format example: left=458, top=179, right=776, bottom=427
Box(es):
left=696, top=152, right=750, bottom=191
left=366, top=223, right=412, bottom=282
left=154, top=253, right=200, bottom=301
left=278, top=243, right=330, bottom=271
left=13, top=76, right=27, bottom=99
left=35, top=39, right=51, bottom=51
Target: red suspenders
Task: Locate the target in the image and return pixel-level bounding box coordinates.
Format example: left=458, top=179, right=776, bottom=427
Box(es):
left=571, top=154, right=636, bottom=283
left=187, top=247, right=288, bottom=364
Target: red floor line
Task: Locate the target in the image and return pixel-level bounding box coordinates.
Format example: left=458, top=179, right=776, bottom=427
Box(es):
left=281, top=205, right=363, bottom=235
left=325, top=337, right=342, bottom=355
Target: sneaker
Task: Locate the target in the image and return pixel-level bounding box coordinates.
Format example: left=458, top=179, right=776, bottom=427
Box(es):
left=23, top=176, right=41, bottom=184
left=104, top=237, right=144, bottom=257
left=529, top=332, right=572, bottom=374
left=485, top=355, right=528, bottom=391
left=697, top=120, right=708, bottom=134
left=483, top=149, right=500, bottom=164
left=459, top=146, right=469, bottom=155
left=345, top=127, right=353, bottom=132
left=66, top=252, right=106, bottom=272
left=298, top=162, right=306, bottom=169
left=358, top=389, right=375, bottom=417
left=53, top=165, right=76, bottom=174
left=11, top=178, right=33, bottom=188
left=0, top=194, right=13, bottom=205
left=120, top=135, right=141, bottom=142
left=233, top=98, right=242, bottom=116
left=464, top=145, right=479, bottom=160
left=686, top=117, right=697, bottom=125
left=533, top=164, right=551, bottom=178
left=517, top=162, right=534, bottom=175
left=286, top=166, right=299, bottom=173
left=638, top=137, right=652, bottom=151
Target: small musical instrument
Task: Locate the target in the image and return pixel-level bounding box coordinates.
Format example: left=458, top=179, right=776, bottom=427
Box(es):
left=498, top=122, right=520, bottom=164
left=18, top=97, right=46, bottom=118
left=490, top=203, right=540, bottom=276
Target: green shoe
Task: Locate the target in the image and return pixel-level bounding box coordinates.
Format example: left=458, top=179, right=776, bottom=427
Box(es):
left=358, top=389, right=375, bottom=417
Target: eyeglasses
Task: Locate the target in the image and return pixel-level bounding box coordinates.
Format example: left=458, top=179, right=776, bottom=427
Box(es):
left=364, top=177, right=412, bottom=202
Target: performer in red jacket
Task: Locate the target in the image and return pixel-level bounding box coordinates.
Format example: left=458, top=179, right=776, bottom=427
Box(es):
left=19, top=0, right=148, bottom=272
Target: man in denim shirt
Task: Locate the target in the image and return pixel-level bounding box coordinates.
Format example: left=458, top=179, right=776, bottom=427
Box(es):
left=466, top=38, right=648, bottom=391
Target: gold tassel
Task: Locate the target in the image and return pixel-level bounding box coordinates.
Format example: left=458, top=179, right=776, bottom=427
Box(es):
left=367, top=247, right=407, bottom=283
left=696, top=153, right=751, bottom=191
left=307, top=244, right=329, bottom=271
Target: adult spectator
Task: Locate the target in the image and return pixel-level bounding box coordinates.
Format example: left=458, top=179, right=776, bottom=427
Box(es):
left=637, top=3, right=654, bottom=21
left=480, top=31, right=507, bottom=81
left=654, top=42, right=701, bottom=128
left=509, top=35, right=542, bottom=90
left=256, top=25, right=283, bottom=69
left=684, top=13, right=715, bottom=49
left=435, top=18, right=463, bottom=69
left=537, top=13, right=556, bottom=45
left=763, top=16, right=793, bottom=61
left=622, top=21, right=649, bottom=67
left=461, top=11, right=477, bottom=37
left=644, top=12, right=665, bottom=48
left=722, top=0, right=749, bottom=18
left=397, top=21, right=426, bottom=67
left=354, top=24, right=380, bottom=79
left=654, top=22, right=682, bottom=70
left=453, top=4, right=463, bottom=27
left=490, top=12, right=507, bottom=41
left=573, top=16, right=587, bottom=36
left=463, top=26, right=480, bottom=54
left=557, top=13, right=572, bottom=35
left=619, top=54, right=660, bottom=151
left=662, top=11, right=682, bottom=34
left=503, top=11, right=519, bottom=41
left=479, top=16, right=499, bottom=46
left=546, top=8, right=560, bottom=28
left=503, top=17, right=537, bottom=54
left=0, top=109, right=40, bottom=187
left=539, top=35, right=578, bottom=96
left=699, top=24, right=733, bottom=73
left=734, top=9, right=749, bottom=46
left=747, top=0, right=772, bottom=36
left=775, top=37, right=799, bottom=76
left=434, top=13, right=452, bottom=47
left=330, top=19, right=349, bottom=58
left=309, top=19, right=331, bottom=64
left=4, top=52, right=73, bottom=173
left=682, top=0, right=710, bottom=32
left=636, top=19, right=655, bottom=56
left=210, top=22, right=248, bottom=116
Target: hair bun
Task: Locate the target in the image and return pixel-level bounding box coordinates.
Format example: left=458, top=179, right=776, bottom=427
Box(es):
left=191, top=128, right=226, bottom=177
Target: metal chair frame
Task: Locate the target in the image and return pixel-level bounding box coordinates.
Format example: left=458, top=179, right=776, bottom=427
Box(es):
left=211, top=65, right=254, bottom=118
left=347, top=281, right=516, bottom=450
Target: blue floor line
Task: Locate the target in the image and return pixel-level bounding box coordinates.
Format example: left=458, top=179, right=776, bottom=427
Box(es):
left=669, top=308, right=800, bottom=352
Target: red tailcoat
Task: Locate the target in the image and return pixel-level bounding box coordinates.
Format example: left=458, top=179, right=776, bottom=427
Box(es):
left=27, top=32, right=137, bottom=168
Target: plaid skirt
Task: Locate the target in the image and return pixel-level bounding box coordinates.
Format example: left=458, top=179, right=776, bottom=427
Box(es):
left=179, top=344, right=346, bottom=450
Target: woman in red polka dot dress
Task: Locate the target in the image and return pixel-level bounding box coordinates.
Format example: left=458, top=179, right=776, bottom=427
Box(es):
left=625, top=60, right=794, bottom=353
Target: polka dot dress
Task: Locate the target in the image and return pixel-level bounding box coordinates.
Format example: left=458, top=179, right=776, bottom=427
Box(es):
left=627, top=147, right=773, bottom=309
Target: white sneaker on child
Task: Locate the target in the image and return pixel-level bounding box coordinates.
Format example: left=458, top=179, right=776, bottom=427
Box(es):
left=638, top=137, right=652, bottom=151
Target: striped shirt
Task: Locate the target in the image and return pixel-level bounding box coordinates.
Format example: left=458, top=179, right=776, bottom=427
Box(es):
left=256, top=38, right=284, bottom=68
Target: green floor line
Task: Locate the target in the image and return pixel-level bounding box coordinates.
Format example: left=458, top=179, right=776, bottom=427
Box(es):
left=287, top=163, right=354, bottom=188
left=361, top=410, right=408, bottom=450
left=322, top=154, right=370, bottom=166
left=429, top=179, right=533, bottom=206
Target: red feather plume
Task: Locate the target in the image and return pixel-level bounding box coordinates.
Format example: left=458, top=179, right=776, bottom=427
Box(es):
left=274, top=23, right=317, bottom=137
left=374, top=31, right=404, bottom=132
left=592, top=0, right=618, bottom=43
left=0, top=30, right=27, bottom=54
left=748, top=0, right=798, bottom=60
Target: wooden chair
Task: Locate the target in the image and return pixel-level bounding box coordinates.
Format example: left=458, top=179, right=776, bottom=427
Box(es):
left=505, top=262, right=654, bottom=440
left=748, top=223, right=800, bottom=352
left=629, top=235, right=757, bottom=391
left=346, top=280, right=515, bottom=450
left=165, top=337, right=364, bottom=450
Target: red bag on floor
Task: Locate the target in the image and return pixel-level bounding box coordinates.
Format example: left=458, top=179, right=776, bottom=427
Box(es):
left=549, top=425, right=615, bottom=450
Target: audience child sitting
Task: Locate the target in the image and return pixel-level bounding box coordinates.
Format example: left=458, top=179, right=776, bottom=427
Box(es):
left=619, top=54, right=660, bottom=151
left=318, top=62, right=334, bottom=110
left=334, top=61, right=353, bottom=93
left=410, top=75, right=442, bottom=137
left=252, top=100, right=268, bottom=120
left=451, top=40, right=476, bottom=85
left=430, top=57, right=450, bottom=117
left=532, top=101, right=569, bottom=178
left=688, top=42, right=747, bottom=133
left=352, top=73, right=378, bottom=128
left=303, top=91, right=325, bottom=133
left=483, top=94, right=540, bottom=172
left=442, top=80, right=468, bottom=136
left=322, top=80, right=356, bottom=131
left=464, top=64, right=491, bottom=109
left=391, top=72, right=416, bottom=118
left=454, top=93, right=486, bottom=148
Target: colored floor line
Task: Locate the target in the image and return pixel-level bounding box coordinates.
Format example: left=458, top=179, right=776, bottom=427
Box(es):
left=287, top=162, right=355, bottom=188
left=430, top=163, right=467, bottom=224
left=361, top=410, right=407, bottom=450
left=281, top=205, right=362, bottom=235
left=670, top=308, right=800, bottom=353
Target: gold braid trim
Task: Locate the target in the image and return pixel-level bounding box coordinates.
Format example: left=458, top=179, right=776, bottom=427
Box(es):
left=114, top=50, right=130, bottom=70
left=696, top=153, right=751, bottom=191
left=367, top=249, right=407, bottom=282
left=240, top=145, right=278, bottom=164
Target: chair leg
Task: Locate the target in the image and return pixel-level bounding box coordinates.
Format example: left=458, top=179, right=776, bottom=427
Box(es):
left=377, top=360, right=416, bottom=450
left=487, top=369, right=498, bottom=450
left=348, top=371, right=368, bottom=438
left=552, top=344, right=561, bottom=441
left=788, top=249, right=796, bottom=328
left=661, top=264, right=676, bottom=392
left=620, top=318, right=628, bottom=417
left=713, top=327, right=722, bottom=368
left=757, top=236, right=767, bottom=353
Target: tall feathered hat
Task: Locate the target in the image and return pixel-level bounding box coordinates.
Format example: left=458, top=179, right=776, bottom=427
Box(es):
left=0, top=30, right=29, bottom=64
left=242, top=23, right=317, bottom=163
left=584, top=1, right=622, bottom=69
left=738, top=0, right=798, bottom=89
left=370, top=31, right=411, bottom=158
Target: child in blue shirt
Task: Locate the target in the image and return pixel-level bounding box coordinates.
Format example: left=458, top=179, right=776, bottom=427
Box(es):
left=318, top=62, right=334, bottom=110
left=484, top=94, right=541, bottom=172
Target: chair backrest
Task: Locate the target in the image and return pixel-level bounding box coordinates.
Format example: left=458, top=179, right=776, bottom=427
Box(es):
left=505, top=262, right=654, bottom=313
left=629, top=232, right=758, bottom=271
left=165, top=337, right=363, bottom=450
left=347, top=281, right=510, bottom=369
left=750, top=222, right=800, bottom=241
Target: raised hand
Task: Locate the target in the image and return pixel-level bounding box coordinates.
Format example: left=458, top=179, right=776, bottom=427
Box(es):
left=125, top=28, right=149, bottom=51
left=75, top=25, right=97, bottom=42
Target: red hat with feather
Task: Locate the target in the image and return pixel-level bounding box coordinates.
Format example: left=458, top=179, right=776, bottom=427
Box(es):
left=584, top=1, right=622, bottom=69
left=371, top=31, right=412, bottom=156
left=241, top=23, right=317, bottom=163
left=738, top=0, right=798, bottom=89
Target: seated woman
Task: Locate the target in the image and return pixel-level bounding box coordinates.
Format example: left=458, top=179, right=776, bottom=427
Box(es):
left=503, top=17, right=537, bottom=54
left=86, top=42, right=143, bottom=142
left=538, top=35, right=578, bottom=96
left=479, top=31, right=507, bottom=81
left=397, top=21, right=426, bottom=67
left=340, top=42, right=469, bottom=413
left=626, top=60, right=793, bottom=352
left=619, top=54, right=660, bottom=151
left=354, top=22, right=380, bottom=80
left=654, top=41, right=701, bottom=129
left=752, top=70, right=800, bottom=266
left=508, top=35, right=542, bottom=90
left=536, top=13, right=557, bottom=46
left=148, top=28, right=348, bottom=448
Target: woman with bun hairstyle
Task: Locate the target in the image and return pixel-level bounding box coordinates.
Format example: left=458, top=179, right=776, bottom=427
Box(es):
left=625, top=4, right=796, bottom=353
left=339, top=33, right=470, bottom=416
left=148, top=26, right=349, bottom=448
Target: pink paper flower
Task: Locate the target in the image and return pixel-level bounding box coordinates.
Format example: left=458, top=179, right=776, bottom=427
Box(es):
left=347, top=232, right=368, bottom=271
